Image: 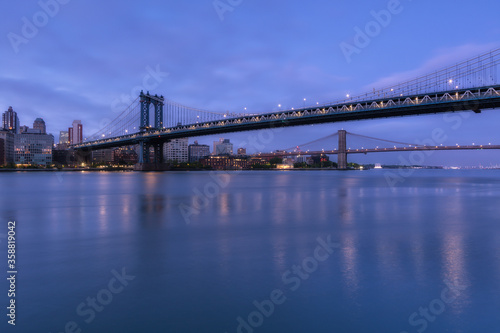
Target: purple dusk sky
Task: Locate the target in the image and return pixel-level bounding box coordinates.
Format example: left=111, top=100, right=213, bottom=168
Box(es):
left=1, top=0, right=500, bottom=166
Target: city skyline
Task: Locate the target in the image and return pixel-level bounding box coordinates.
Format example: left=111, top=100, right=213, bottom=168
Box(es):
left=3, top=3, right=500, bottom=333
left=1, top=1, right=500, bottom=166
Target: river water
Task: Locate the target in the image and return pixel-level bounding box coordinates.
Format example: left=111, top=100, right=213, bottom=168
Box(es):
left=1, top=170, right=500, bottom=332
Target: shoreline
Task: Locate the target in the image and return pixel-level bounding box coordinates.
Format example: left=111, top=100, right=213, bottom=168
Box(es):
left=0, top=167, right=497, bottom=172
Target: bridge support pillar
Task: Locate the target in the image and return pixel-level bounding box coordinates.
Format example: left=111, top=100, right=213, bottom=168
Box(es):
left=135, top=140, right=167, bottom=171
left=338, top=130, right=347, bottom=170
left=152, top=142, right=164, bottom=164
left=139, top=140, right=151, bottom=164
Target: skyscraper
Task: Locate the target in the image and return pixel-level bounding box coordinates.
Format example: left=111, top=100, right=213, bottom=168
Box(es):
left=69, top=120, right=83, bottom=145
left=33, top=118, right=46, bottom=134
left=2, top=107, right=19, bottom=134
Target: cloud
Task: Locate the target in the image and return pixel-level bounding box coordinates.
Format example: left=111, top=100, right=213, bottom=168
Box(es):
left=362, top=43, right=500, bottom=92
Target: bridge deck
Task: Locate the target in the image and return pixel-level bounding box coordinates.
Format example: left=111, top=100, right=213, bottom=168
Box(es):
left=73, top=85, right=500, bottom=151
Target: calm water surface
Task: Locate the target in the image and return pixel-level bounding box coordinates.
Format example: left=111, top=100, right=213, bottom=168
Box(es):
left=1, top=170, right=500, bottom=332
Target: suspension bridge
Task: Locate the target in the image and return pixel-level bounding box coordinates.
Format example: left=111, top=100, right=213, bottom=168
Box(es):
left=254, top=130, right=500, bottom=169
left=72, top=48, right=500, bottom=169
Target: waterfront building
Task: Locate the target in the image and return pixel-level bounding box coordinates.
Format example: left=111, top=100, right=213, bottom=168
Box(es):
left=188, top=141, right=210, bottom=162
left=33, top=118, right=46, bottom=134
left=92, top=149, right=114, bottom=164
left=164, top=138, right=188, bottom=162
left=0, top=129, right=15, bottom=165
left=113, top=147, right=138, bottom=165
left=276, top=163, right=294, bottom=169
left=14, top=132, right=54, bottom=166
left=296, top=155, right=307, bottom=163
left=52, top=148, right=75, bottom=167
left=2, top=107, right=20, bottom=134
left=248, top=157, right=267, bottom=167
left=200, top=155, right=248, bottom=170
left=213, top=138, right=233, bottom=155
left=69, top=120, right=83, bottom=145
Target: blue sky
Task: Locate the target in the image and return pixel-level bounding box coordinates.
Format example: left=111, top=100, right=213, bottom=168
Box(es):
left=1, top=0, right=500, bottom=166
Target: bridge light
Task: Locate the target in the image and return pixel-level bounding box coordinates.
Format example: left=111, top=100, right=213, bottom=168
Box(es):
left=449, top=79, right=453, bottom=84
left=346, top=94, right=350, bottom=98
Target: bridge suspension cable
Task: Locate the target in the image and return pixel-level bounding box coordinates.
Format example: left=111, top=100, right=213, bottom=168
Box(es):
left=163, top=99, right=256, bottom=128
left=283, top=132, right=339, bottom=151
left=346, top=132, right=427, bottom=147
left=318, top=48, right=500, bottom=107
left=282, top=131, right=429, bottom=152
left=85, top=97, right=140, bottom=141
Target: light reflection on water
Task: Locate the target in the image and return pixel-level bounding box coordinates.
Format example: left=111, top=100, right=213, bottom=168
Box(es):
left=0, top=170, right=499, bottom=332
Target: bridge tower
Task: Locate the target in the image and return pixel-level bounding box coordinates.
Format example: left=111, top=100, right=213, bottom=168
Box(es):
left=338, top=130, right=347, bottom=170
left=140, top=91, right=164, bottom=131
left=137, top=91, right=166, bottom=169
